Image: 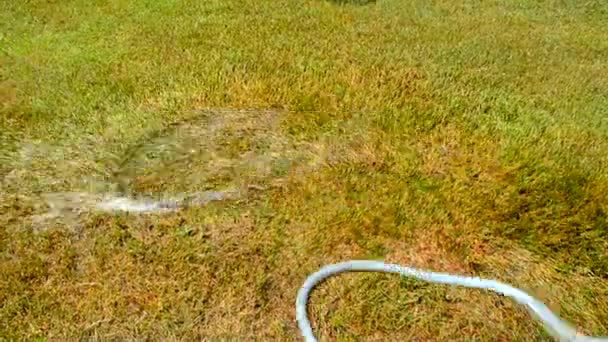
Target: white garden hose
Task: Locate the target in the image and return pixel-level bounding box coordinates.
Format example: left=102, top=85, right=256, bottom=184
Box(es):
left=296, top=260, right=608, bottom=342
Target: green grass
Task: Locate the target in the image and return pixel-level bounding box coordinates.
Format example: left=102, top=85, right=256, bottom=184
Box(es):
left=2, top=0, right=608, bottom=340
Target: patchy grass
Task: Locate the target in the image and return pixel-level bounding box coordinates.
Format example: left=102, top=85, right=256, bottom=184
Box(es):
left=2, top=0, right=608, bottom=340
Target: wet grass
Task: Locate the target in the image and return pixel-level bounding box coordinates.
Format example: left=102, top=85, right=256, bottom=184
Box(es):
left=1, top=0, right=608, bottom=340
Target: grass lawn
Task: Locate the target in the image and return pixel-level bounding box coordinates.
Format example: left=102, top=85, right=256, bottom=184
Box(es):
left=2, top=0, right=608, bottom=340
